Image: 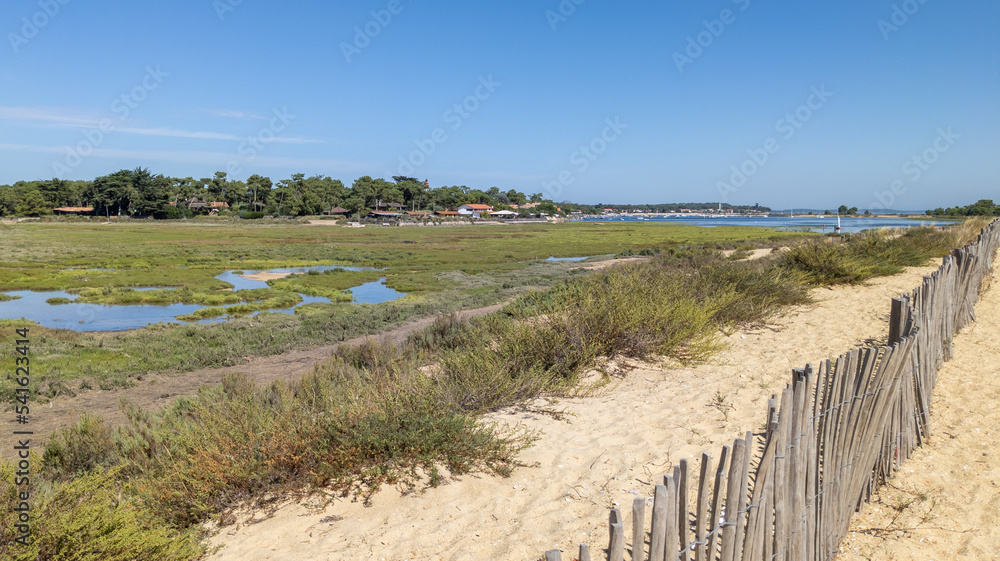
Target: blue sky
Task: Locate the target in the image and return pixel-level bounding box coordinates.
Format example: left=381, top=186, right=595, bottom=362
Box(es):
left=1, top=0, right=997, bottom=209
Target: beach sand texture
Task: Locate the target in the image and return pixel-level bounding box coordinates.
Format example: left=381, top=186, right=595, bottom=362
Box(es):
left=206, top=257, right=997, bottom=560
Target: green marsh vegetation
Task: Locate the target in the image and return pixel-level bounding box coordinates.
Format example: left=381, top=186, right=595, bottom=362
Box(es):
left=779, top=218, right=990, bottom=285
left=1, top=220, right=987, bottom=560
left=0, top=220, right=807, bottom=398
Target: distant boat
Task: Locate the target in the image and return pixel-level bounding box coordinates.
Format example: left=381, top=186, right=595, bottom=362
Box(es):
left=835, top=213, right=842, bottom=233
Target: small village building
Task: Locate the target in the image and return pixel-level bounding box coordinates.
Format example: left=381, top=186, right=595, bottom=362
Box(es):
left=324, top=206, right=350, bottom=216
left=456, top=204, right=493, bottom=217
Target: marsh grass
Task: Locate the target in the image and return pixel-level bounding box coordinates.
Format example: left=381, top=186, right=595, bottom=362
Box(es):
left=35, top=364, right=531, bottom=536
left=3, top=219, right=988, bottom=559
left=0, top=463, right=204, bottom=561
left=780, top=225, right=977, bottom=285
left=0, top=221, right=811, bottom=394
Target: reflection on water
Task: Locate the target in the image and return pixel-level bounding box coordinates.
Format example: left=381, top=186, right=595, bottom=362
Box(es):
left=0, top=290, right=205, bottom=332
left=348, top=278, right=405, bottom=304
left=0, top=265, right=403, bottom=332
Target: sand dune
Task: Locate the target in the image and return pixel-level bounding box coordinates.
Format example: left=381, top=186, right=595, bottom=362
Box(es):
left=206, top=259, right=988, bottom=561
left=838, top=258, right=1000, bottom=560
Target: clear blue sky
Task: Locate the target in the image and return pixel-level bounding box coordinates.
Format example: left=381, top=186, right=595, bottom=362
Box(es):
left=1, top=0, right=997, bottom=209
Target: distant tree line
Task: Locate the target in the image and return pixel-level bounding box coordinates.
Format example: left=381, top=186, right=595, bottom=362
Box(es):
left=925, top=199, right=998, bottom=217
left=0, top=169, right=555, bottom=219
left=0, top=169, right=780, bottom=219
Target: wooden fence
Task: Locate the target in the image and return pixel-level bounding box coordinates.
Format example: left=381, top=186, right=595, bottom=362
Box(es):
left=543, top=219, right=1000, bottom=561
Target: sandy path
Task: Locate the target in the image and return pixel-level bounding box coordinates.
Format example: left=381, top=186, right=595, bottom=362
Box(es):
left=240, top=271, right=295, bottom=281
left=837, top=258, right=1000, bottom=560
left=206, top=262, right=950, bottom=561
left=2, top=304, right=503, bottom=445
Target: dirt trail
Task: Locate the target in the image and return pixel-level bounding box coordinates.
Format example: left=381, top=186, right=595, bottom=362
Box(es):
left=2, top=304, right=502, bottom=445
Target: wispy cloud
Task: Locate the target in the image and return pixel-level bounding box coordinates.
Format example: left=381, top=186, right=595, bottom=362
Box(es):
left=114, top=126, right=321, bottom=144
left=0, top=142, right=372, bottom=172
left=201, top=108, right=269, bottom=121
left=0, top=105, right=321, bottom=144
left=0, top=106, right=105, bottom=127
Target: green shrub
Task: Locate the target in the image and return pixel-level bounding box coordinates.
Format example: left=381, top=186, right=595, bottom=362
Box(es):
left=436, top=315, right=588, bottom=413
left=407, top=313, right=475, bottom=353
left=153, top=206, right=189, bottom=220
left=0, top=463, right=203, bottom=561
left=42, top=413, right=118, bottom=480
left=779, top=226, right=965, bottom=285
left=565, top=263, right=724, bottom=361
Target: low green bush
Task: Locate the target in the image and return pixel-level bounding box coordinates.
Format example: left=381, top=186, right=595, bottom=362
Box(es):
left=0, top=463, right=204, bottom=561
left=779, top=226, right=967, bottom=285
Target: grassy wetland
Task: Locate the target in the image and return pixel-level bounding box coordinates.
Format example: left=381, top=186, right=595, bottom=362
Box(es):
left=0, top=219, right=806, bottom=398
left=0, top=217, right=988, bottom=560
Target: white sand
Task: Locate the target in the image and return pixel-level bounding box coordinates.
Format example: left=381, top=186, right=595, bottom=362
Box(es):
left=838, top=258, right=1000, bottom=560
left=206, top=260, right=980, bottom=561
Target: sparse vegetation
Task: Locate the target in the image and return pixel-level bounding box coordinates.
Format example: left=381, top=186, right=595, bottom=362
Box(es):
left=0, top=218, right=988, bottom=559
left=779, top=224, right=983, bottom=285
left=0, top=221, right=811, bottom=397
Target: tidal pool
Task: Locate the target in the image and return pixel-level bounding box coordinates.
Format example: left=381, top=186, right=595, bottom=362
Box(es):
left=0, top=266, right=404, bottom=332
